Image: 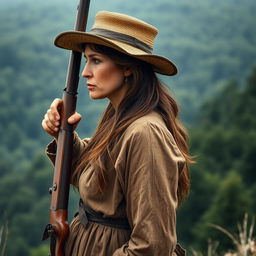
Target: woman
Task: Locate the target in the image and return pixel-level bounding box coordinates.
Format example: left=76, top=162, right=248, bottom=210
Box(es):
left=42, top=11, right=192, bottom=256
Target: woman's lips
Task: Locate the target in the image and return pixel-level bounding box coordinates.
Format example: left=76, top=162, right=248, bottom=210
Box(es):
left=87, top=84, right=96, bottom=90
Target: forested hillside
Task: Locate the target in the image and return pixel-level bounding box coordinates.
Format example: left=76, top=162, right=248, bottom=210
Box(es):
left=0, top=0, right=255, bottom=255
left=177, top=66, right=256, bottom=253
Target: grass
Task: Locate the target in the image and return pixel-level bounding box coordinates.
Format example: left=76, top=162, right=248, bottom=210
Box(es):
left=191, top=214, right=256, bottom=256
left=209, top=214, right=256, bottom=256
left=0, top=221, right=8, bottom=256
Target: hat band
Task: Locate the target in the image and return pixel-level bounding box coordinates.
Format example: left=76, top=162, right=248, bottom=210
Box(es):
left=90, top=28, right=153, bottom=53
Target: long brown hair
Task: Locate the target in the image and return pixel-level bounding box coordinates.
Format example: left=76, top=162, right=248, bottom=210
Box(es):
left=73, top=44, right=193, bottom=206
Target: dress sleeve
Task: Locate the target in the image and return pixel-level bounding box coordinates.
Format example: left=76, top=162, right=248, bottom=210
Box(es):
left=113, top=123, right=185, bottom=256
left=45, top=131, right=90, bottom=167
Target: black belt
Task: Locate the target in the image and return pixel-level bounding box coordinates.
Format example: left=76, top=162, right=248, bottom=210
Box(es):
left=78, top=199, right=186, bottom=256
left=78, top=199, right=130, bottom=230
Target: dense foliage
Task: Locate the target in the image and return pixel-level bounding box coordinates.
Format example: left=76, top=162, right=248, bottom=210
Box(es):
left=177, top=67, right=256, bottom=253
left=0, top=0, right=255, bottom=255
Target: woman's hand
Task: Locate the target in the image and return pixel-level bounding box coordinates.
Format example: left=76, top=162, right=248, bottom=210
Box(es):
left=42, top=98, right=82, bottom=140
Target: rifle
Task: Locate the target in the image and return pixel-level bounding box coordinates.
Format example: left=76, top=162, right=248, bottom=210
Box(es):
left=42, top=0, right=91, bottom=255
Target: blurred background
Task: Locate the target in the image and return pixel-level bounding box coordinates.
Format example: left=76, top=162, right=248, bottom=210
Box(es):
left=0, top=0, right=255, bottom=255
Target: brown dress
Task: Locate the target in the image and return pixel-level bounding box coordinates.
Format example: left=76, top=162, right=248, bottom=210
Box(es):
left=46, top=111, right=186, bottom=256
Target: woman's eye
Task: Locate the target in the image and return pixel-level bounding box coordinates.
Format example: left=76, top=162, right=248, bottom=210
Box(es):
left=92, top=58, right=101, bottom=64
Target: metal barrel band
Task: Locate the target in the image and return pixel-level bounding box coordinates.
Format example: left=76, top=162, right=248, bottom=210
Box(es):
left=63, top=87, right=78, bottom=96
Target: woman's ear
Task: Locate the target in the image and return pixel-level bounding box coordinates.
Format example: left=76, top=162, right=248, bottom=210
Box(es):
left=124, top=67, right=132, bottom=77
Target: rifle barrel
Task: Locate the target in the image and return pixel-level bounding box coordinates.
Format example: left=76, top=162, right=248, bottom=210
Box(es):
left=43, top=1, right=91, bottom=255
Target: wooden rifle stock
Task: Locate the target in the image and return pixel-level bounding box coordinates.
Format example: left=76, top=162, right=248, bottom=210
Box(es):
left=42, top=1, right=90, bottom=255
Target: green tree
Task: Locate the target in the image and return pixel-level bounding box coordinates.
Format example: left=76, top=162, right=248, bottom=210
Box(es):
left=193, top=171, right=250, bottom=252
left=30, top=244, right=49, bottom=256
left=177, top=166, right=219, bottom=248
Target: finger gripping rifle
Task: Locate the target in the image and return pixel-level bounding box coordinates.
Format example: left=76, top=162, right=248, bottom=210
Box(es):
left=42, top=1, right=90, bottom=255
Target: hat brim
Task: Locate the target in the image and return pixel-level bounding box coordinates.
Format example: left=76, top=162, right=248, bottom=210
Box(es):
left=54, top=31, right=178, bottom=76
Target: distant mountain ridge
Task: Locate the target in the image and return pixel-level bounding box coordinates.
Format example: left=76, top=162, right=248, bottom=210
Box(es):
left=1, top=0, right=255, bottom=109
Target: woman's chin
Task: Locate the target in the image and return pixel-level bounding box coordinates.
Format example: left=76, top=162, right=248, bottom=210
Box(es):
left=89, top=92, right=105, bottom=100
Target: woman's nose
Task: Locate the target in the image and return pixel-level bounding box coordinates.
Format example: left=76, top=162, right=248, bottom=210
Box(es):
left=81, top=63, right=92, bottom=78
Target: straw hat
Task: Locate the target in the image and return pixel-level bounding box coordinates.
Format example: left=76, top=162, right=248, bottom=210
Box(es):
left=54, top=11, right=177, bottom=76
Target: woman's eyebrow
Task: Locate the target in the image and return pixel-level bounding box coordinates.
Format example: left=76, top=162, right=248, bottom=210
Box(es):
left=83, top=53, right=101, bottom=59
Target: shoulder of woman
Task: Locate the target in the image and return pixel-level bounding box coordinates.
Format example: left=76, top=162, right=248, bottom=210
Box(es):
left=116, top=111, right=185, bottom=168
left=118, top=112, right=182, bottom=157
left=125, top=111, right=184, bottom=155
left=124, top=111, right=170, bottom=139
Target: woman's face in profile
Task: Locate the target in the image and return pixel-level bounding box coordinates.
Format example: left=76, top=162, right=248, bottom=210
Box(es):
left=82, top=45, right=131, bottom=108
